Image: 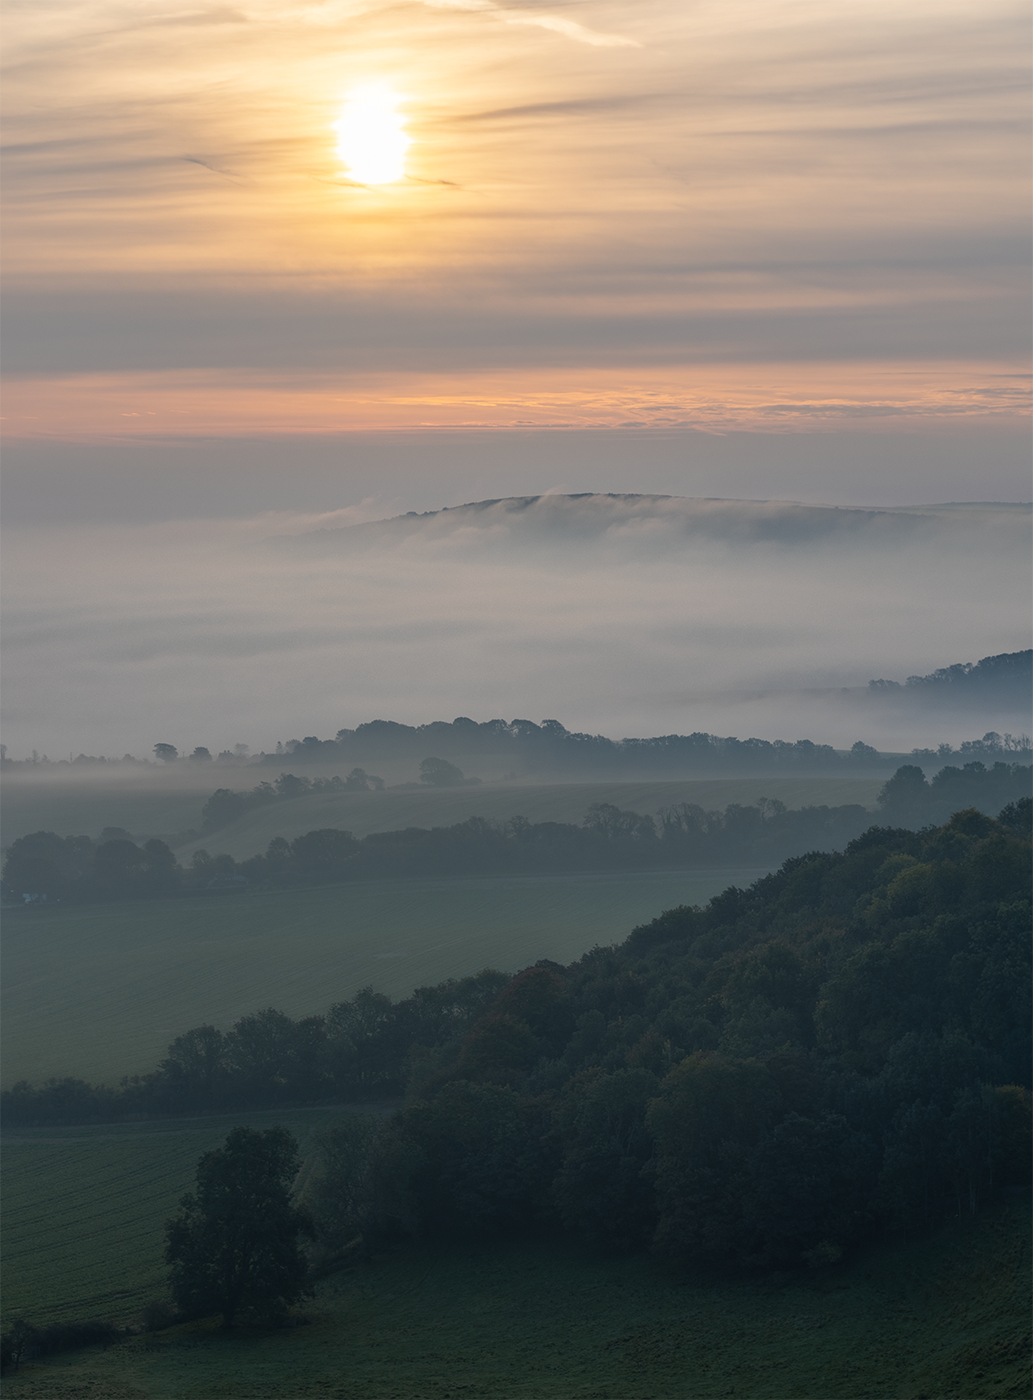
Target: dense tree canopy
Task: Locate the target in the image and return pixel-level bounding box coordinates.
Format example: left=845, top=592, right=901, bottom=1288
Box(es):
left=877, top=760, right=1030, bottom=827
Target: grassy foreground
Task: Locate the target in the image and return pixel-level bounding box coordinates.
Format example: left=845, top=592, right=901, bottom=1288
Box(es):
left=4, top=1198, right=1029, bottom=1399
left=2, top=867, right=767, bottom=1086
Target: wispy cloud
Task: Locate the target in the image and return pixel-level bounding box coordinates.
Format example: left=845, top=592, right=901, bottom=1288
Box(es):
left=2, top=364, right=1028, bottom=440
left=419, top=0, right=639, bottom=47
left=3, top=0, right=1025, bottom=382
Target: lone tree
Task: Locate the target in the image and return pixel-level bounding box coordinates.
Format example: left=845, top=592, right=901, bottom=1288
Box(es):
left=164, top=1126, right=312, bottom=1327
left=419, top=756, right=468, bottom=787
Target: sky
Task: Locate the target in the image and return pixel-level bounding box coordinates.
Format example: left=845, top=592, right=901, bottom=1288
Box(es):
left=2, top=0, right=1030, bottom=755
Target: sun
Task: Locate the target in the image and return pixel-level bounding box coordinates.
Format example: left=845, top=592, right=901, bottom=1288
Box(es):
left=333, top=84, right=410, bottom=185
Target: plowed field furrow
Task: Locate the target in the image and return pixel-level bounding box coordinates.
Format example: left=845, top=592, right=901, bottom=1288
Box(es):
left=1, top=1107, right=341, bottom=1324
left=7, top=1169, right=191, bottom=1220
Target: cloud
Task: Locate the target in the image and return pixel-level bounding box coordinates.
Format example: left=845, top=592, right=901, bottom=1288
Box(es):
left=451, top=94, right=661, bottom=124
left=419, top=0, right=639, bottom=47
left=2, top=363, right=1028, bottom=439
left=3, top=0, right=1026, bottom=382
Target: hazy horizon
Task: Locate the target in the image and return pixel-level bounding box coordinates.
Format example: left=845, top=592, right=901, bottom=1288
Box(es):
left=3, top=493, right=1029, bottom=760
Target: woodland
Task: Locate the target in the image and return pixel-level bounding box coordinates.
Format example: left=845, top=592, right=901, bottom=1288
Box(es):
left=4, top=799, right=1030, bottom=1288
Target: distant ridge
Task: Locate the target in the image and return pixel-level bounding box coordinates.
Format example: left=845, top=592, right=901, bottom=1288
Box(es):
left=270, top=493, right=949, bottom=554
left=869, top=650, right=1032, bottom=708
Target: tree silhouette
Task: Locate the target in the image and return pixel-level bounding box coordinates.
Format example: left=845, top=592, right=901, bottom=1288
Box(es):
left=165, top=1126, right=312, bottom=1327
left=419, top=756, right=468, bottom=787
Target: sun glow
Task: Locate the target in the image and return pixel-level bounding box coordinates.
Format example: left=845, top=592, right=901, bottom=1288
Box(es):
left=334, top=85, right=410, bottom=185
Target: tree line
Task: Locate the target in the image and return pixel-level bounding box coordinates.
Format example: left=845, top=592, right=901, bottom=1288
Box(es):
left=4, top=799, right=1029, bottom=1283
left=4, top=763, right=1029, bottom=902
left=263, top=719, right=879, bottom=776
left=4, top=715, right=1028, bottom=777
left=869, top=649, right=1031, bottom=703
left=1, top=831, right=182, bottom=902
left=4, top=796, right=868, bottom=901
left=198, top=768, right=385, bottom=835
left=261, top=725, right=1031, bottom=776
left=208, top=797, right=878, bottom=887
left=876, top=760, right=1032, bottom=827
left=0, top=797, right=889, bottom=899
left=199, top=758, right=478, bottom=835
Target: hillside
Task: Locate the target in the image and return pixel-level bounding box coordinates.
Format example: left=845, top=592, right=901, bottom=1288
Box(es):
left=6, top=803, right=1029, bottom=1204
left=1, top=801, right=1029, bottom=1398
left=167, top=806, right=1029, bottom=1241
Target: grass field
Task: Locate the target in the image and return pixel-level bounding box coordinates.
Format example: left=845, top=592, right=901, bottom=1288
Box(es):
left=1, top=1107, right=352, bottom=1328
left=2, top=867, right=768, bottom=1087
left=3, top=1178, right=1029, bottom=1398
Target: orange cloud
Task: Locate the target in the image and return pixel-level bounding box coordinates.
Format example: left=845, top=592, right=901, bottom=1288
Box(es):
left=2, top=363, right=1028, bottom=441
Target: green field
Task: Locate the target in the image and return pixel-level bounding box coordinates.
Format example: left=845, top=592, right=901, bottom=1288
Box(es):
left=173, top=776, right=886, bottom=862
left=1, top=1107, right=350, bottom=1328
left=3, top=1162, right=1029, bottom=1398
left=2, top=868, right=768, bottom=1087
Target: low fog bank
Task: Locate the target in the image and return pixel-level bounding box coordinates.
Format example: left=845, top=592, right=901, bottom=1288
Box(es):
left=2, top=495, right=1028, bottom=759
left=273, top=493, right=945, bottom=556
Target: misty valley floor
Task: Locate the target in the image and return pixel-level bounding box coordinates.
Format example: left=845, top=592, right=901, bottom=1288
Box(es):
left=5, top=1197, right=1029, bottom=1400
left=1, top=869, right=770, bottom=1087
